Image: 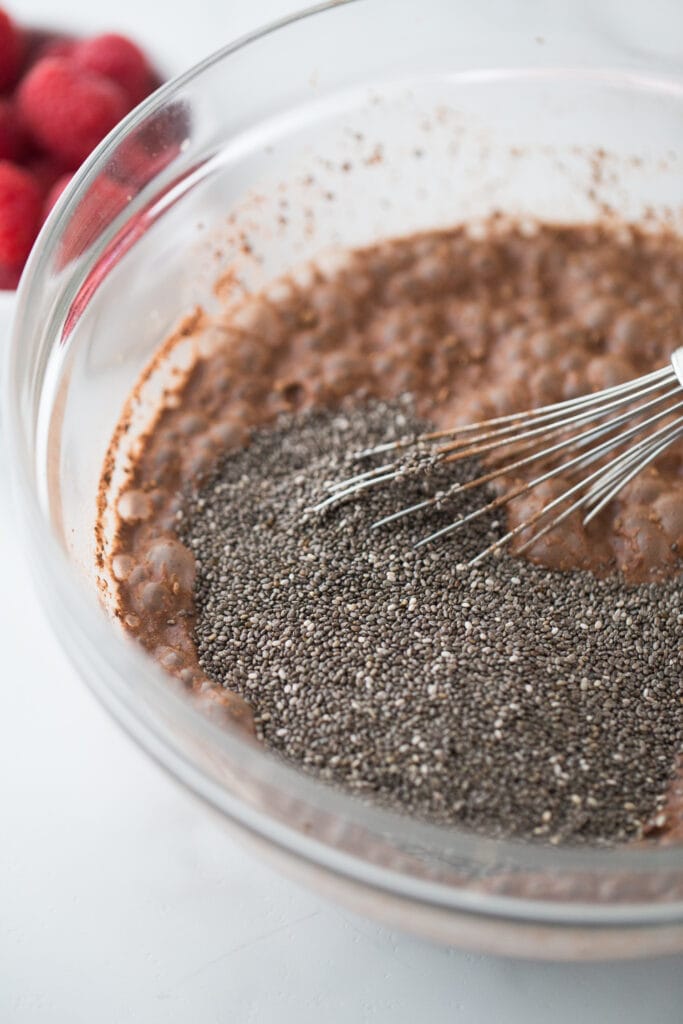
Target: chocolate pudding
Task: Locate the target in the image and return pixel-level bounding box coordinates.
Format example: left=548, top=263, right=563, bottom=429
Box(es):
left=100, top=220, right=683, bottom=844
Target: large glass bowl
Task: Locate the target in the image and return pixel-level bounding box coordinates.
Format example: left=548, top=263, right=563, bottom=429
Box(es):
left=6, top=0, right=683, bottom=960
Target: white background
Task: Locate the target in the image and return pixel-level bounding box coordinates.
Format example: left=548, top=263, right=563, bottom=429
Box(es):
left=2, top=1, right=683, bottom=1020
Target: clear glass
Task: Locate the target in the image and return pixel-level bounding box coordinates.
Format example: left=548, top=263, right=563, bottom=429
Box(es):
left=6, top=0, right=683, bottom=959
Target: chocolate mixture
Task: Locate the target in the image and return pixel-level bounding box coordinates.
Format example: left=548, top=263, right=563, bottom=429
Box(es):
left=103, top=221, right=683, bottom=842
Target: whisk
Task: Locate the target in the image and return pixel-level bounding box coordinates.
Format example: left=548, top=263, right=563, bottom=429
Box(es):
left=312, top=348, right=683, bottom=565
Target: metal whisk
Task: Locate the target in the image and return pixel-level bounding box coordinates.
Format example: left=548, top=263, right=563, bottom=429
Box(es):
left=313, top=348, right=683, bottom=565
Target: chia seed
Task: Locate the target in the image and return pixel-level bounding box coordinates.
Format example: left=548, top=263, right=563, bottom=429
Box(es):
left=178, top=397, right=683, bottom=845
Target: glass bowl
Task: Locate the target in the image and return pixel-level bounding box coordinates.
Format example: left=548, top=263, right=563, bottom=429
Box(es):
left=6, top=0, right=683, bottom=960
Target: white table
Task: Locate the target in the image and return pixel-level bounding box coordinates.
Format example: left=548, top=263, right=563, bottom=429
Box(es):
left=2, top=2, right=683, bottom=1020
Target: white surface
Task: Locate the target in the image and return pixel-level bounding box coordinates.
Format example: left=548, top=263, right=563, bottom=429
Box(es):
left=2, top=1, right=683, bottom=1021
left=2, top=483, right=682, bottom=1023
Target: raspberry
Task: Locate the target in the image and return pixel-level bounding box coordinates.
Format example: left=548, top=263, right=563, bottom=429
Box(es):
left=41, top=37, right=77, bottom=61
left=0, top=99, right=26, bottom=161
left=17, top=56, right=129, bottom=169
left=26, top=155, right=69, bottom=196
left=74, top=33, right=153, bottom=107
left=44, top=172, right=72, bottom=217
left=0, top=160, right=42, bottom=267
left=112, top=138, right=175, bottom=189
left=22, top=29, right=76, bottom=71
left=0, top=262, right=20, bottom=288
left=0, top=9, right=23, bottom=92
left=58, top=174, right=130, bottom=264
left=112, top=103, right=189, bottom=187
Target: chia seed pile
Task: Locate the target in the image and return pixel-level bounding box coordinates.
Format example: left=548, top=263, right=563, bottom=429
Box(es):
left=178, top=398, right=683, bottom=845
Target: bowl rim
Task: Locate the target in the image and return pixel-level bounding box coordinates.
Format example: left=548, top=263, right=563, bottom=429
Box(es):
left=6, top=0, right=683, bottom=928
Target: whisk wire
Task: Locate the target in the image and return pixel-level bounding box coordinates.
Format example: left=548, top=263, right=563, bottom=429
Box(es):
left=313, top=348, right=683, bottom=562
left=372, top=384, right=682, bottom=536
left=414, top=398, right=683, bottom=552
left=356, top=364, right=674, bottom=461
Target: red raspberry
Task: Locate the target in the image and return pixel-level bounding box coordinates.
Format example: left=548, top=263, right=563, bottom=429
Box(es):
left=74, top=33, right=153, bottom=107
left=0, top=262, right=20, bottom=288
left=25, top=155, right=69, bottom=196
left=44, top=172, right=72, bottom=217
left=0, top=9, right=23, bottom=92
left=0, top=99, right=27, bottom=161
left=41, top=37, right=77, bottom=61
left=58, top=174, right=130, bottom=264
left=22, top=29, right=76, bottom=71
left=17, top=56, right=129, bottom=169
left=111, top=103, right=189, bottom=187
left=0, top=160, right=42, bottom=267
